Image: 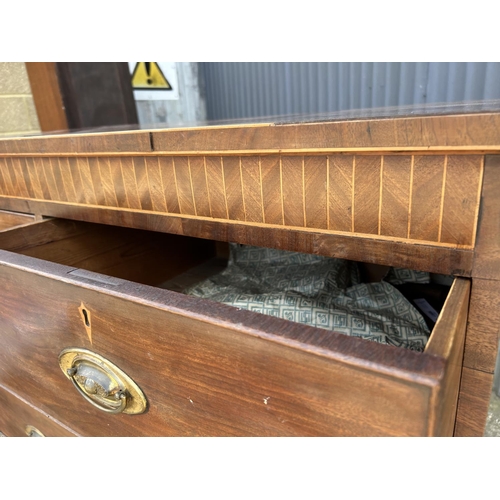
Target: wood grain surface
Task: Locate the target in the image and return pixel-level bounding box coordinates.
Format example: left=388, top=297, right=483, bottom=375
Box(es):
left=282, top=156, right=304, bottom=227
left=329, top=155, right=353, bottom=232
left=0, top=130, right=150, bottom=155
left=472, top=155, right=500, bottom=279
left=3, top=112, right=500, bottom=155
left=452, top=154, right=500, bottom=436
left=0, top=383, right=77, bottom=437
left=25, top=62, right=69, bottom=133
left=409, top=155, right=445, bottom=242
left=240, top=156, right=263, bottom=223
left=147, top=113, right=500, bottom=152
left=0, top=210, right=35, bottom=231
left=0, top=196, right=475, bottom=277
left=304, top=156, right=328, bottom=229
left=425, top=279, right=470, bottom=436
left=260, top=155, right=282, bottom=225
left=0, top=249, right=466, bottom=436
left=440, top=155, right=483, bottom=245
left=380, top=155, right=411, bottom=238
left=0, top=153, right=484, bottom=249
left=454, top=368, right=494, bottom=437
left=0, top=218, right=216, bottom=287
left=452, top=278, right=500, bottom=435
left=223, top=156, right=245, bottom=221
left=353, top=155, right=380, bottom=235
left=462, top=279, right=500, bottom=374
left=0, top=115, right=499, bottom=438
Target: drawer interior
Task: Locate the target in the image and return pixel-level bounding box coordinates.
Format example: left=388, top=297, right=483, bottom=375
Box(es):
left=0, top=217, right=457, bottom=354
left=0, top=217, right=217, bottom=287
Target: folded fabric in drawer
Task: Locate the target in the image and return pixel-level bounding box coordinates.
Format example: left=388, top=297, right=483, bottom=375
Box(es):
left=385, top=267, right=431, bottom=285
left=186, top=244, right=430, bottom=351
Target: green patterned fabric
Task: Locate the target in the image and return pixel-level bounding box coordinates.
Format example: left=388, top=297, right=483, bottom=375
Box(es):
left=186, top=244, right=431, bottom=351
left=384, top=267, right=430, bottom=285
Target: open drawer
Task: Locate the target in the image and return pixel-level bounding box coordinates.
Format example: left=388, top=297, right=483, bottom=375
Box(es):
left=0, top=216, right=469, bottom=436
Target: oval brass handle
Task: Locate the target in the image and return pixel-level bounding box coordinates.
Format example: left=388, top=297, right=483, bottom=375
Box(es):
left=59, top=348, right=147, bottom=415
left=26, top=425, right=45, bottom=437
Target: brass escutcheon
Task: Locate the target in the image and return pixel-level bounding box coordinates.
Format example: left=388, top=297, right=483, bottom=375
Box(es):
left=58, top=348, right=147, bottom=415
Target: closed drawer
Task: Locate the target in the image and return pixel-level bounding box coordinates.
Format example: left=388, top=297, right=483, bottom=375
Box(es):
left=0, top=218, right=469, bottom=436
left=0, top=384, right=77, bottom=437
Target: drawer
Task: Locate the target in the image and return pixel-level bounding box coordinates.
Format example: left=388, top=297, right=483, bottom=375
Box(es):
left=0, top=384, right=77, bottom=437
left=0, top=217, right=469, bottom=436
left=0, top=209, right=37, bottom=231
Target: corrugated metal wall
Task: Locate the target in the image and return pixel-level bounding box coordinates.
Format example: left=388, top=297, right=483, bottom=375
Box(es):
left=201, top=62, right=500, bottom=121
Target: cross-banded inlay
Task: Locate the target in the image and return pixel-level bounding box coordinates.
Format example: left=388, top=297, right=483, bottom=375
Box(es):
left=0, top=154, right=483, bottom=247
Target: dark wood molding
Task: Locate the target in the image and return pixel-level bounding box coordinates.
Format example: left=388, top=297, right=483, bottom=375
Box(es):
left=25, top=62, right=69, bottom=133
left=25, top=63, right=138, bottom=133
left=55, top=63, right=138, bottom=130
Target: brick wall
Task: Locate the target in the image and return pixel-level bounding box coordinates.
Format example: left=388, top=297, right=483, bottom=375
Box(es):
left=0, top=63, right=40, bottom=137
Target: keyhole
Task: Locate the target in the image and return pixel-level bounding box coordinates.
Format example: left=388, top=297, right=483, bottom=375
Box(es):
left=79, top=302, right=92, bottom=344
left=82, top=308, right=90, bottom=327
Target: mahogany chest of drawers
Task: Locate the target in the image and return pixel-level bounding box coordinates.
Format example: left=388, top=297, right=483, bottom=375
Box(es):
left=0, top=112, right=498, bottom=436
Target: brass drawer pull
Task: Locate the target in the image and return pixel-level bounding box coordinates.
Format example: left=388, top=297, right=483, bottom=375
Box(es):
left=58, top=348, right=147, bottom=415
left=26, top=425, right=44, bottom=437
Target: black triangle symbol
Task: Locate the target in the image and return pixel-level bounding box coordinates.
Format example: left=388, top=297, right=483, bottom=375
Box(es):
left=131, top=62, right=173, bottom=91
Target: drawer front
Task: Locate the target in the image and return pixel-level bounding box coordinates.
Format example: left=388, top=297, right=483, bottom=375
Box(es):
left=0, top=248, right=469, bottom=437
left=0, top=154, right=483, bottom=248
left=0, top=384, right=77, bottom=437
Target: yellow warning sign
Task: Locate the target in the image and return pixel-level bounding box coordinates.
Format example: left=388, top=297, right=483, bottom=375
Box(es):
left=131, top=62, right=172, bottom=90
